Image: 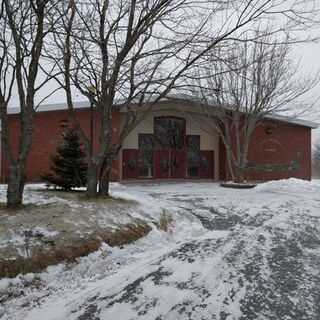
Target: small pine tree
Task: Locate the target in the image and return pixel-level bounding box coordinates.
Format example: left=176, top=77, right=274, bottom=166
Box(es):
left=41, top=128, right=87, bottom=190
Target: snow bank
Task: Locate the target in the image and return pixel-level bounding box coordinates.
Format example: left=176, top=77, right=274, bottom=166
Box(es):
left=254, top=178, right=320, bottom=193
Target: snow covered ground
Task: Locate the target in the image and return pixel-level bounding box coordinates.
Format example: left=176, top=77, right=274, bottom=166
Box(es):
left=1, top=179, right=320, bottom=320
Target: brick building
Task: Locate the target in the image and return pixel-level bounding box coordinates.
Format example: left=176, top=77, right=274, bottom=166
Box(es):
left=1, top=98, right=318, bottom=182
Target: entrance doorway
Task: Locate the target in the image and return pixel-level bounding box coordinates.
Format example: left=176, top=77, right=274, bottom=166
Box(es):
left=122, top=116, right=215, bottom=180
left=154, top=117, right=185, bottom=179
left=154, top=149, right=185, bottom=179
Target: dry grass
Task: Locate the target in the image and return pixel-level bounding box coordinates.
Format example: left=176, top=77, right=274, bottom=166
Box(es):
left=98, top=223, right=152, bottom=246
left=0, top=240, right=100, bottom=279
left=0, top=223, right=152, bottom=279
left=156, top=211, right=173, bottom=232
left=0, top=202, right=53, bottom=211
left=0, top=276, right=43, bottom=304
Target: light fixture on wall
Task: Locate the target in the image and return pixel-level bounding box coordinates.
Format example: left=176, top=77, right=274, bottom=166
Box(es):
left=265, top=126, right=273, bottom=134
left=265, top=123, right=276, bottom=134
left=60, top=119, right=69, bottom=129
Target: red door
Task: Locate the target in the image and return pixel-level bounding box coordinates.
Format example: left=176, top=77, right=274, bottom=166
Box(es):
left=199, top=151, right=214, bottom=179
left=154, top=150, right=170, bottom=179
left=122, top=149, right=139, bottom=179
left=170, top=150, right=185, bottom=179
left=154, top=150, right=186, bottom=179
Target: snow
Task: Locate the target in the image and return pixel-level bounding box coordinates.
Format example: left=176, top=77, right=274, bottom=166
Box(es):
left=1, top=179, right=320, bottom=320
left=255, top=177, right=320, bottom=193
left=32, top=227, right=59, bottom=238
left=0, top=227, right=58, bottom=253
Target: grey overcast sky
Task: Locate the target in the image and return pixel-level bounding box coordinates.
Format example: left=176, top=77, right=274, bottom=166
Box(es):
left=38, top=39, right=320, bottom=107
left=296, top=39, right=320, bottom=143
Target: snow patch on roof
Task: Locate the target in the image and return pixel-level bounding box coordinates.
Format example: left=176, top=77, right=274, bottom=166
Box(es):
left=7, top=101, right=90, bottom=115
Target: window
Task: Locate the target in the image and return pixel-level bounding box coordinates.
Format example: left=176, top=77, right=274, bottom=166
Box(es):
left=186, top=135, right=200, bottom=177
left=155, top=117, right=185, bottom=150
left=139, top=134, right=153, bottom=177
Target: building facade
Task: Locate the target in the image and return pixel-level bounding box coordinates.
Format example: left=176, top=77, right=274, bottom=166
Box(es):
left=1, top=99, right=317, bottom=182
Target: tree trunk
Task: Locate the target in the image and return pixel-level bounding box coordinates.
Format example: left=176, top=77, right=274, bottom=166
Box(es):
left=99, top=145, right=121, bottom=196
left=86, top=163, right=100, bottom=198
left=99, top=165, right=110, bottom=196
left=225, top=145, right=235, bottom=182
left=7, top=166, right=25, bottom=207
left=234, top=150, right=248, bottom=183
left=234, top=167, right=245, bottom=183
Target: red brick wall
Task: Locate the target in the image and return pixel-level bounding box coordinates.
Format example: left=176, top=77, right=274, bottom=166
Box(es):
left=219, top=120, right=312, bottom=181
left=245, top=121, right=311, bottom=180
left=1, top=108, right=120, bottom=182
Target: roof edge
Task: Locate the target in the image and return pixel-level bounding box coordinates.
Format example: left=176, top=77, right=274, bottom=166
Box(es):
left=265, top=114, right=319, bottom=129
left=7, top=101, right=90, bottom=115
left=6, top=96, right=319, bottom=129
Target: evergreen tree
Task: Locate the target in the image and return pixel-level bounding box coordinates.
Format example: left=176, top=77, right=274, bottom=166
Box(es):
left=41, top=129, right=87, bottom=190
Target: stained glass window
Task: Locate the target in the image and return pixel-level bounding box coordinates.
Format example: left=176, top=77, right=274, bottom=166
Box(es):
left=155, top=117, right=185, bottom=150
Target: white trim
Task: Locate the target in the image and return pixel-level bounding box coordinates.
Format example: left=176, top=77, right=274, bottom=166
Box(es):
left=264, top=114, right=319, bottom=129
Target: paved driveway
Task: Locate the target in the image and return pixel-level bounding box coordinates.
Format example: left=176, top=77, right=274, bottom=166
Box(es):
left=91, top=181, right=319, bottom=320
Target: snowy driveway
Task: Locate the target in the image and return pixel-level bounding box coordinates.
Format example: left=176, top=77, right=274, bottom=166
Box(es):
left=1, top=179, right=320, bottom=320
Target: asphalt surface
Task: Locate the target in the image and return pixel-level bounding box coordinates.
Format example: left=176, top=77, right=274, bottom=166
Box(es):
left=72, top=183, right=320, bottom=320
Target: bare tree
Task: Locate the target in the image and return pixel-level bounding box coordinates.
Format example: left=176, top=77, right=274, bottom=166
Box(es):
left=188, top=32, right=318, bottom=183
left=46, top=0, right=320, bottom=196
left=0, top=0, right=60, bottom=207
left=312, top=138, right=320, bottom=178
